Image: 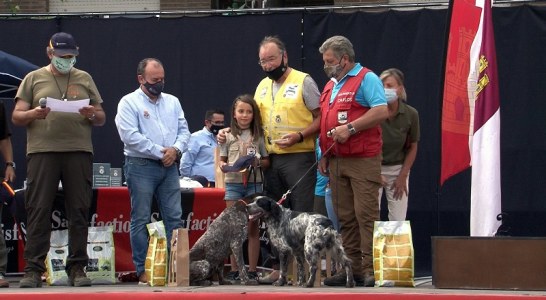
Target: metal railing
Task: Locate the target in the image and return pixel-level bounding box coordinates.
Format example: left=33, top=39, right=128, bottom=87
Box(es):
left=0, top=0, right=542, bottom=18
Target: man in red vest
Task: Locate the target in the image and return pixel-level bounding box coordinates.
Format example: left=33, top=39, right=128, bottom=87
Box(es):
left=318, top=35, right=388, bottom=287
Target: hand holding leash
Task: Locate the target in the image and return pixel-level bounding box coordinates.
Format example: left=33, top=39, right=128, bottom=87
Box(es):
left=327, top=126, right=350, bottom=144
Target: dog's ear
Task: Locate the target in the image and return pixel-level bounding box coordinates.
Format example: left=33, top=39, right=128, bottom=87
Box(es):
left=242, top=192, right=264, bottom=204
left=269, top=198, right=282, bottom=218
left=253, top=196, right=266, bottom=209
left=317, top=216, right=333, bottom=229
left=234, top=200, right=247, bottom=211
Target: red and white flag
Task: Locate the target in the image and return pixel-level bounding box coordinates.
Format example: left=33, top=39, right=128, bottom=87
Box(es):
left=441, top=0, right=501, bottom=236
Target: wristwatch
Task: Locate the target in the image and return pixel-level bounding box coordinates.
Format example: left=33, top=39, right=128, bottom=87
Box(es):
left=347, top=123, right=357, bottom=136
left=173, top=147, right=182, bottom=159
left=6, top=161, right=15, bottom=170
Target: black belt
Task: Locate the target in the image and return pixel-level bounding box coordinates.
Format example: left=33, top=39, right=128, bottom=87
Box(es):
left=127, top=156, right=163, bottom=164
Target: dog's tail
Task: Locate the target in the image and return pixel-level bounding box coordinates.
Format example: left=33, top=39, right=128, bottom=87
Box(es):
left=327, top=230, right=352, bottom=270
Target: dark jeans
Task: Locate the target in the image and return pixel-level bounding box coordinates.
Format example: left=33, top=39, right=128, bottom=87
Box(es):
left=23, top=152, right=93, bottom=273
left=124, top=156, right=182, bottom=276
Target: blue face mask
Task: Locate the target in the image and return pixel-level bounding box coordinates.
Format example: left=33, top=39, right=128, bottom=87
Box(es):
left=384, top=88, right=398, bottom=103
left=52, top=56, right=76, bottom=74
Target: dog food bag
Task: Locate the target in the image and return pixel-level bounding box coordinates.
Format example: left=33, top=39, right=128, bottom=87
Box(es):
left=46, top=229, right=69, bottom=286
left=87, top=226, right=116, bottom=284
left=373, top=220, right=415, bottom=287
left=46, top=227, right=116, bottom=285
left=145, top=221, right=168, bottom=286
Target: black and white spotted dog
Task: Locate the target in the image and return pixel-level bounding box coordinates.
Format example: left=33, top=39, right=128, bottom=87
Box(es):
left=247, top=195, right=355, bottom=288
left=189, top=196, right=258, bottom=286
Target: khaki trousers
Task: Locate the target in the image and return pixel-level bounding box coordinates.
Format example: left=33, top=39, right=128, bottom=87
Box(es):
left=329, top=154, right=381, bottom=276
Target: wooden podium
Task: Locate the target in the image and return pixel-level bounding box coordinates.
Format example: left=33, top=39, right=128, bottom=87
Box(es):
left=432, top=236, right=546, bottom=290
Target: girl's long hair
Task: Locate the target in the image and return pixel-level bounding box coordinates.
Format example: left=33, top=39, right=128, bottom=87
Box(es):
left=230, top=94, right=264, bottom=142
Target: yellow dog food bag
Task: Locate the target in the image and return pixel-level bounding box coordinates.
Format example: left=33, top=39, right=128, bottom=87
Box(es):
left=373, top=220, right=415, bottom=287
left=145, top=221, right=168, bottom=286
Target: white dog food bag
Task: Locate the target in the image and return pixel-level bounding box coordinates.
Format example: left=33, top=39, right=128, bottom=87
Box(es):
left=46, top=226, right=116, bottom=285
left=87, top=226, right=116, bottom=284
left=46, top=229, right=69, bottom=286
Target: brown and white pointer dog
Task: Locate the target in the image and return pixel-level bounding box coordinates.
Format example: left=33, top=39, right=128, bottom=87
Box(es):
left=189, top=195, right=259, bottom=286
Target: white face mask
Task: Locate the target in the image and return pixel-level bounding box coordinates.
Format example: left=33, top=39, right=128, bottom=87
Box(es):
left=52, top=56, right=76, bottom=74
left=384, top=88, right=398, bottom=103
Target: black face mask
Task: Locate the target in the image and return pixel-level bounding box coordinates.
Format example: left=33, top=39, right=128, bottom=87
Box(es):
left=264, top=56, right=287, bottom=81
left=143, top=81, right=164, bottom=97
left=209, top=124, right=225, bottom=135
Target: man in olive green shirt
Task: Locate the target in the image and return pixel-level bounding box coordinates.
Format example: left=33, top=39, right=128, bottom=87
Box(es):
left=13, top=32, right=105, bottom=288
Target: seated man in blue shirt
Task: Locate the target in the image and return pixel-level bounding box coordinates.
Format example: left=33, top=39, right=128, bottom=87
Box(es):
left=180, top=109, right=225, bottom=187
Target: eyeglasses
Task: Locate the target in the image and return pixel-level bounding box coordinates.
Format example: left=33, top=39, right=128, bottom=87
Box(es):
left=258, top=51, right=283, bottom=66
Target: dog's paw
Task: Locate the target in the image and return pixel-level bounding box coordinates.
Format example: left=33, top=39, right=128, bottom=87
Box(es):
left=304, top=279, right=315, bottom=288
left=191, top=280, right=212, bottom=286
left=346, top=280, right=355, bottom=288
left=273, top=278, right=287, bottom=286
left=219, top=280, right=233, bottom=285
left=244, top=279, right=259, bottom=286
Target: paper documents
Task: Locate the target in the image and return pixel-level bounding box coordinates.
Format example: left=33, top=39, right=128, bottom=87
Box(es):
left=46, top=97, right=90, bottom=113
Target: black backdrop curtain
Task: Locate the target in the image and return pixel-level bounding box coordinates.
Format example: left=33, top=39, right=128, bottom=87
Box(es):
left=0, top=5, right=545, bottom=275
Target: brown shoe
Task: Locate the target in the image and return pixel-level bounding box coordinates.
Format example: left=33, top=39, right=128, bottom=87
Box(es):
left=138, top=272, right=148, bottom=285
left=19, top=271, right=42, bottom=288
left=363, top=273, right=375, bottom=287
left=0, top=274, right=9, bottom=288
left=67, top=265, right=92, bottom=287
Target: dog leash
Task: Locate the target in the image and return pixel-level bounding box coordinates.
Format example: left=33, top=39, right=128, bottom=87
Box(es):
left=277, top=142, right=336, bottom=205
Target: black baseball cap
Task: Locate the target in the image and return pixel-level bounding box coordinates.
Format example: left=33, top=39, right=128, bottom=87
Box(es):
left=222, top=155, right=255, bottom=172
left=49, top=32, right=79, bottom=56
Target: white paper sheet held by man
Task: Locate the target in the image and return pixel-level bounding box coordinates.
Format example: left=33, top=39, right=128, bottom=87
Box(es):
left=45, top=97, right=90, bottom=113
